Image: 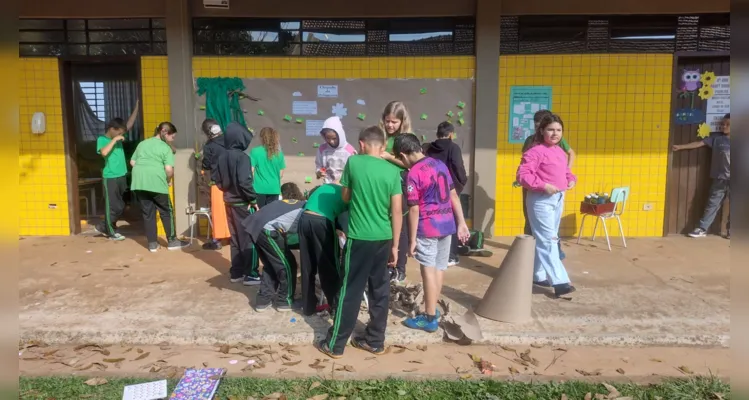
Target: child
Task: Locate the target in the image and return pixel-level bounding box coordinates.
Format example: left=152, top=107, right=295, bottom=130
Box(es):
left=395, top=133, right=470, bottom=332
left=519, top=109, right=575, bottom=260
left=315, top=116, right=356, bottom=183
left=94, top=101, right=139, bottom=240
left=317, top=126, right=403, bottom=359
left=673, top=113, right=730, bottom=239
left=130, top=122, right=189, bottom=252
left=200, top=119, right=229, bottom=249
left=298, top=183, right=349, bottom=316
left=243, top=183, right=306, bottom=312
left=424, top=121, right=468, bottom=266
left=517, top=113, right=576, bottom=298
left=214, top=122, right=260, bottom=286
left=378, top=101, right=413, bottom=282
left=250, top=127, right=286, bottom=207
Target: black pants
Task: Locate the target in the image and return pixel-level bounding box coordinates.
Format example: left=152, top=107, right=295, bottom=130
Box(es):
left=226, top=204, right=259, bottom=279
left=256, top=230, right=298, bottom=307
left=97, top=176, right=128, bottom=236
left=134, top=190, right=174, bottom=244
left=298, top=212, right=341, bottom=316
left=395, top=215, right=408, bottom=276
left=522, top=188, right=532, bottom=235
left=256, top=194, right=279, bottom=208
left=325, top=238, right=391, bottom=354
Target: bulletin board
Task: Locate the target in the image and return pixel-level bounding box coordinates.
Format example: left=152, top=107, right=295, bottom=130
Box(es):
left=194, top=78, right=475, bottom=169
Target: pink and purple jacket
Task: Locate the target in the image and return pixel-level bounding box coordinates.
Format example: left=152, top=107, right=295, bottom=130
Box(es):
left=315, top=116, right=356, bottom=184
left=517, top=143, right=576, bottom=193
left=407, top=157, right=457, bottom=238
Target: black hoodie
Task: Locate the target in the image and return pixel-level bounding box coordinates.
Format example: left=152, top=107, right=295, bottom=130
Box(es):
left=425, top=138, right=468, bottom=194
left=201, top=134, right=226, bottom=172
left=213, top=122, right=257, bottom=205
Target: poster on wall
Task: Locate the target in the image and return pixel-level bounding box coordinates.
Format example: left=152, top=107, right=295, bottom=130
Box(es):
left=705, top=76, right=730, bottom=132
left=507, top=86, right=552, bottom=144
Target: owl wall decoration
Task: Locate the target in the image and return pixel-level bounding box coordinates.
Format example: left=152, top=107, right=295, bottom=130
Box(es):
left=680, top=69, right=702, bottom=92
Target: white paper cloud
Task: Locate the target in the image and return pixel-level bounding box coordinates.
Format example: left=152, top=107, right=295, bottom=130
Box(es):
left=356, top=99, right=366, bottom=105
left=292, top=91, right=303, bottom=97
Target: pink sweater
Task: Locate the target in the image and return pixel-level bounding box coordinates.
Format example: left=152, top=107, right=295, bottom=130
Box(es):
left=517, top=143, right=576, bottom=193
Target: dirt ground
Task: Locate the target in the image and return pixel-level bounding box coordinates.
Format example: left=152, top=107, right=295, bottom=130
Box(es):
left=19, top=341, right=729, bottom=382
left=19, top=231, right=729, bottom=348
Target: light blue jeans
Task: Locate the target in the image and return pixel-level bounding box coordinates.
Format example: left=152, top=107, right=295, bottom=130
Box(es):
left=526, top=191, right=570, bottom=286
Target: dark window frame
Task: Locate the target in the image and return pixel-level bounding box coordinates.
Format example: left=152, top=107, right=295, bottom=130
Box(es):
left=19, top=18, right=167, bottom=57
left=192, top=17, right=475, bottom=57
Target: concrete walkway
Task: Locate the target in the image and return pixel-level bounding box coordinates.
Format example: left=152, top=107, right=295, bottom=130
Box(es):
left=19, top=232, right=729, bottom=347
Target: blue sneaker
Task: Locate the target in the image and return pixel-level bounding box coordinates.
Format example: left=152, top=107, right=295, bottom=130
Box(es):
left=403, top=314, right=439, bottom=333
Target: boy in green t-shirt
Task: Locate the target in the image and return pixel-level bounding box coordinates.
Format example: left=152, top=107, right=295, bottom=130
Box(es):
left=130, top=122, right=188, bottom=252
left=518, top=110, right=575, bottom=262
left=317, top=126, right=403, bottom=359
left=93, top=101, right=139, bottom=240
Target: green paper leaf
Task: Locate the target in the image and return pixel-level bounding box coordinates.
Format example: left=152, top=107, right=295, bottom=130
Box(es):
left=457, top=111, right=464, bottom=118
left=420, top=114, right=428, bottom=120
left=298, top=152, right=305, bottom=156
left=291, top=137, right=298, bottom=143
left=284, top=115, right=292, bottom=121
left=199, top=105, right=206, bottom=110
left=258, top=110, right=265, bottom=116
left=458, top=118, right=465, bottom=125
left=457, top=101, right=466, bottom=109
left=313, top=142, right=320, bottom=148
left=296, top=118, right=304, bottom=123
left=421, top=135, right=427, bottom=142
left=248, top=128, right=254, bottom=134
left=446, top=111, right=454, bottom=117
left=304, top=176, right=313, bottom=183
left=357, top=113, right=366, bottom=121
left=420, top=88, right=427, bottom=94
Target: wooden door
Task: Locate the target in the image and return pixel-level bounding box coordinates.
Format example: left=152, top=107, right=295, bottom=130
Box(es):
left=666, top=55, right=730, bottom=235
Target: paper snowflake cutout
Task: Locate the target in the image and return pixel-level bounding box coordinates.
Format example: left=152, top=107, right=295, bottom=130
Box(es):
left=332, top=103, right=348, bottom=118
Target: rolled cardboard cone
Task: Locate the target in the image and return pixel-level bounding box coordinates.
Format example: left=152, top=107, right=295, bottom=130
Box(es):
left=475, top=234, right=535, bottom=323
left=454, top=309, right=483, bottom=341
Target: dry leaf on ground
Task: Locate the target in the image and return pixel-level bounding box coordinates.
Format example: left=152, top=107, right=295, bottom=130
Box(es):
left=649, top=358, right=663, bottom=363
left=403, top=368, right=418, bottom=372
left=531, top=343, right=544, bottom=349
left=677, top=365, right=694, bottom=375
left=416, top=345, right=428, bottom=352
left=508, top=366, right=520, bottom=375
left=309, top=382, right=322, bottom=390
left=584, top=393, right=592, bottom=400
left=133, top=352, right=150, bottom=361
left=576, top=369, right=602, bottom=376
left=561, top=395, right=568, bottom=400
left=102, top=358, right=125, bottom=363
left=219, top=345, right=231, bottom=354
left=84, top=377, right=108, bottom=386
left=602, top=383, right=620, bottom=398
left=283, top=360, right=302, bottom=366
left=308, top=395, right=329, bottom=400
left=262, top=393, right=287, bottom=400
left=408, top=360, right=424, bottom=364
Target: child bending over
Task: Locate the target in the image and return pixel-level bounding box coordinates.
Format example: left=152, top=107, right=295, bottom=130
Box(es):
left=394, top=134, right=470, bottom=332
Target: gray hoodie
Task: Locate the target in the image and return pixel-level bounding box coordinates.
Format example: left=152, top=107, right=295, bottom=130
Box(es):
left=315, top=116, right=357, bottom=184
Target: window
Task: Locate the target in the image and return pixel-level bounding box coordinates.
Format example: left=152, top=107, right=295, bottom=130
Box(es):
left=79, top=82, right=106, bottom=121
left=193, top=17, right=475, bottom=56
left=19, top=18, right=167, bottom=57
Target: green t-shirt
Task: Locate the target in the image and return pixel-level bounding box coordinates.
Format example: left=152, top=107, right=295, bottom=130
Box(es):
left=340, top=154, right=402, bottom=241
left=386, top=135, right=397, bottom=154
left=130, top=137, right=175, bottom=194
left=304, top=184, right=347, bottom=222
left=250, top=146, right=286, bottom=195
left=522, top=136, right=571, bottom=153
left=96, top=135, right=128, bottom=178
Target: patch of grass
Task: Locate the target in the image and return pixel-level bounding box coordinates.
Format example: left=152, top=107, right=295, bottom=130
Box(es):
left=19, top=376, right=730, bottom=400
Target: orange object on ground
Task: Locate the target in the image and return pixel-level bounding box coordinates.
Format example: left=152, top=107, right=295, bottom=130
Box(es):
left=211, top=184, right=230, bottom=239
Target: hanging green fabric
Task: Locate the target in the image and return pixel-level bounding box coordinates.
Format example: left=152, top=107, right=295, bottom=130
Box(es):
left=196, top=77, right=247, bottom=130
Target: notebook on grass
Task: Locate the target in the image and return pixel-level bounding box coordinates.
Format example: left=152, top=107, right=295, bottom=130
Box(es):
left=170, top=368, right=225, bottom=399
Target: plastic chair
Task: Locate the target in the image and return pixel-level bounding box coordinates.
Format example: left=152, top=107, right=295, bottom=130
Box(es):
left=576, top=186, right=629, bottom=251
left=186, top=206, right=213, bottom=243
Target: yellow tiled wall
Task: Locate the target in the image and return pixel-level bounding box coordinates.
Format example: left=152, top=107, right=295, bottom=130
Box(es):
left=140, top=56, right=175, bottom=237
left=19, top=58, right=70, bottom=236
left=496, top=54, right=673, bottom=237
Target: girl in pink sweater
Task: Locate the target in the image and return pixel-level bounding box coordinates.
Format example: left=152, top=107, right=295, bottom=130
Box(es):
left=516, top=114, right=577, bottom=297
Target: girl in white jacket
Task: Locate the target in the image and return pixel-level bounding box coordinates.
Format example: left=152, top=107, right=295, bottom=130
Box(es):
left=315, top=116, right=356, bottom=183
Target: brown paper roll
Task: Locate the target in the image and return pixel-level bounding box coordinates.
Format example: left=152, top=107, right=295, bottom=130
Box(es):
left=474, top=235, right=535, bottom=323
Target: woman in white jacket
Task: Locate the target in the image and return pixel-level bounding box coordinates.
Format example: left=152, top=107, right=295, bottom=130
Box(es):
left=315, top=116, right=357, bottom=183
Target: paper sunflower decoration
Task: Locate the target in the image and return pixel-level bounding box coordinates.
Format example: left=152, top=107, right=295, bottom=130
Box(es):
left=698, top=85, right=715, bottom=100
left=700, top=71, right=716, bottom=86
left=697, top=123, right=711, bottom=138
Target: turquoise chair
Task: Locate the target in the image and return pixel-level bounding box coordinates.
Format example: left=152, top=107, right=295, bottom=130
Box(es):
left=576, top=186, right=629, bottom=251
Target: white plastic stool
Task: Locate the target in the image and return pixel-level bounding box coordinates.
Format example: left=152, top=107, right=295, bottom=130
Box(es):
left=187, top=206, right=213, bottom=243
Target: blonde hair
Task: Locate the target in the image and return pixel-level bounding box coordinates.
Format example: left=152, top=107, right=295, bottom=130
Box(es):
left=379, top=101, right=412, bottom=136
left=259, top=127, right=280, bottom=159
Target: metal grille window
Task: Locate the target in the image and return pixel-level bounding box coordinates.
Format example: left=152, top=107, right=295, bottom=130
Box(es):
left=193, top=17, right=475, bottom=56
left=500, top=14, right=729, bottom=54
left=19, top=18, right=167, bottom=57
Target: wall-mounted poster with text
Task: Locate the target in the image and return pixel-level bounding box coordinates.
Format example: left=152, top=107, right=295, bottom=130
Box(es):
left=507, top=86, right=553, bottom=144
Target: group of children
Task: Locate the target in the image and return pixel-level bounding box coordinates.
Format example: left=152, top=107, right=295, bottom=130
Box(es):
left=198, top=101, right=472, bottom=358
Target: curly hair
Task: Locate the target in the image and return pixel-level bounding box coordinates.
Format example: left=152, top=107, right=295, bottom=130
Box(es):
left=259, top=127, right=280, bottom=159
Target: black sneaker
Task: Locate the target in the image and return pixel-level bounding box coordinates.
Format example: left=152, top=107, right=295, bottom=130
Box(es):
left=688, top=228, right=707, bottom=238
left=254, top=301, right=272, bottom=313
left=350, top=337, right=385, bottom=355
left=229, top=275, right=244, bottom=283
left=243, top=276, right=261, bottom=286
left=315, top=340, right=343, bottom=359
left=554, top=284, right=576, bottom=298
left=533, top=280, right=552, bottom=288
left=396, top=272, right=406, bottom=283
left=167, top=239, right=190, bottom=250
left=148, top=242, right=160, bottom=253
left=389, top=268, right=397, bottom=282
left=202, top=240, right=221, bottom=250
left=447, top=258, right=459, bottom=267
